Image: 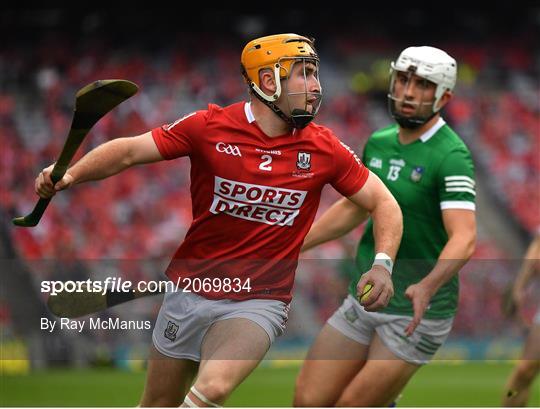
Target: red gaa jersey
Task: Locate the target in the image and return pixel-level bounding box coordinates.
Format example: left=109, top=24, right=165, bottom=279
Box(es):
left=151, top=102, right=368, bottom=303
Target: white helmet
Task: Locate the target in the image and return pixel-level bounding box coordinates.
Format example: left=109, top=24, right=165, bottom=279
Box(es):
left=389, top=46, right=457, bottom=128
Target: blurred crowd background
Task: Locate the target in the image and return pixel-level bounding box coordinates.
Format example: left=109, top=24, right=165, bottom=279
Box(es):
left=1, top=7, right=539, bottom=370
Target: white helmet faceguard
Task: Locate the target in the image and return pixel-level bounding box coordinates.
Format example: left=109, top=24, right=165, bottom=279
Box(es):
left=388, top=46, right=457, bottom=128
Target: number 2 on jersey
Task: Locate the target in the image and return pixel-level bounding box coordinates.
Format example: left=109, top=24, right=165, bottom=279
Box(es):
left=259, top=155, right=273, bottom=171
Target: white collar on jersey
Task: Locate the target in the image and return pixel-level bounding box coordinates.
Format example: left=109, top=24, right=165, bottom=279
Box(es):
left=419, top=117, right=446, bottom=143
left=244, top=102, right=256, bottom=124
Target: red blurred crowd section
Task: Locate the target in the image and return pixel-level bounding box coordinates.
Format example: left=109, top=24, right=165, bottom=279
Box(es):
left=0, top=34, right=538, bottom=340
left=1, top=38, right=537, bottom=265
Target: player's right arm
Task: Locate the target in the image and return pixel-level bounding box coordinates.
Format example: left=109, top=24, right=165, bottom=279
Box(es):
left=301, top=197, right=368, bottom=252
left=35, top=132, right=163, bottom=198
left=312, top=135, right=403, bottom=311
left=302, top=140, right=373, bottom=252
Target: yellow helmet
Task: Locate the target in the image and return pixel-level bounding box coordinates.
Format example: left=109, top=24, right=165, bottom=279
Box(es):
left=240, top=34, right=321, bottom=129
left=241, top=33, right=319, bottom=101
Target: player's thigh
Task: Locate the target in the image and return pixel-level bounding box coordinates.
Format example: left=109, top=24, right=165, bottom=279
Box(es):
left=139, top=345, right=199, bottom=407
left=194, top=318, right=271, bottom=399
left=200, top=317, right=271, bottom=360
left=294, top=323, right=369, bottom=407
left=336, top=333, right=420, bottom=407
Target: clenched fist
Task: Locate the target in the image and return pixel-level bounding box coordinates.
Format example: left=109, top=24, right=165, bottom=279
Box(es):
left=35, top=164, right=74, bottom=198
left=357, top=266, right=394, bottom=312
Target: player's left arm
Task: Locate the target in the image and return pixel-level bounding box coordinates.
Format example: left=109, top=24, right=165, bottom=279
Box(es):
left=347, top=171, right=403, bottom=311
left=405, top=146, right=477, bottom=335
left=329, top=139, right=402, bottom=311
left=404, top=209, right=476, bottom=335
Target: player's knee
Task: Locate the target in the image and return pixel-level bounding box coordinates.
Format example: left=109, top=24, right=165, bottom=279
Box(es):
left=194, top=378, right=234, bottom=404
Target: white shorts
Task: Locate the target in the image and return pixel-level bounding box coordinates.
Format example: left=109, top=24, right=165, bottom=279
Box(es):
left=152, top=290, right=289, bottom=361
left=327, top=295, right=454, bottom=365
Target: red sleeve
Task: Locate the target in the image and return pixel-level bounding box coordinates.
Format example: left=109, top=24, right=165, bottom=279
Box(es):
left=151, top=110, right=208, bottom=160
left=330, top=138, right=369, bottom=197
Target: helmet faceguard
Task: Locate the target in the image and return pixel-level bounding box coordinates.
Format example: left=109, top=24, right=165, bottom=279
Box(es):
left=388, top=46, right=457, bottom=129
left=283, top=58, right=323, bottom=128
left=241, top=34, right=322, bottom=129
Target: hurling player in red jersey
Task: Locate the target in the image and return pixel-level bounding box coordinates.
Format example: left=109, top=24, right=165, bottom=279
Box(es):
left=35, top=34, right=403, bottom=407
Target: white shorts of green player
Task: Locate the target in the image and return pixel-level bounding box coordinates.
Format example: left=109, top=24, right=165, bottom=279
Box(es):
left=293, top=295, right=454, bottom=407
left=139, top=290, right=289, bottom=407
left=328, top=295, right=453, bottom=365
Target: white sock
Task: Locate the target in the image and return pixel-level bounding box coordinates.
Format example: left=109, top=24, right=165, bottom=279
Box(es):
left=190, top=386, right=222, bottom=408
left=182, top=394, right=198, bottom=407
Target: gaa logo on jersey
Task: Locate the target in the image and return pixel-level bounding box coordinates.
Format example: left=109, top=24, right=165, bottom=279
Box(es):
left=164, top=321, right=179, bottom=341
left=410, top=166, right=425, bottom=182
left=216, top=142, right=242, bottom=157
left=296, top=151, right=311, bottom=171
left=369, top=157, right=383, bottom=169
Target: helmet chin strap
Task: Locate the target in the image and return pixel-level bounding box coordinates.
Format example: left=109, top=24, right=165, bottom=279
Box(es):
left=290, top=108, right=315, bottom=129
left=250, top=90, right=297, bottom=128
left=250, top=87, right=318, bottom=130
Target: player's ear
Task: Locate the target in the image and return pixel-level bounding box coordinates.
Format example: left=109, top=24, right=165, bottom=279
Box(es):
left=259, top=69, right=277, bottom=95
left=436, top=90, right=453, bottom=110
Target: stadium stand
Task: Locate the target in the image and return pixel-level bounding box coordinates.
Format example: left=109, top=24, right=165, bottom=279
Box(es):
left=1, top=8, right=538, bottom=365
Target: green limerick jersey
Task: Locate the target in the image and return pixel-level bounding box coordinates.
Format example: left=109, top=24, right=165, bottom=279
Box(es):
left=349, top=118, right=476, bottom=318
